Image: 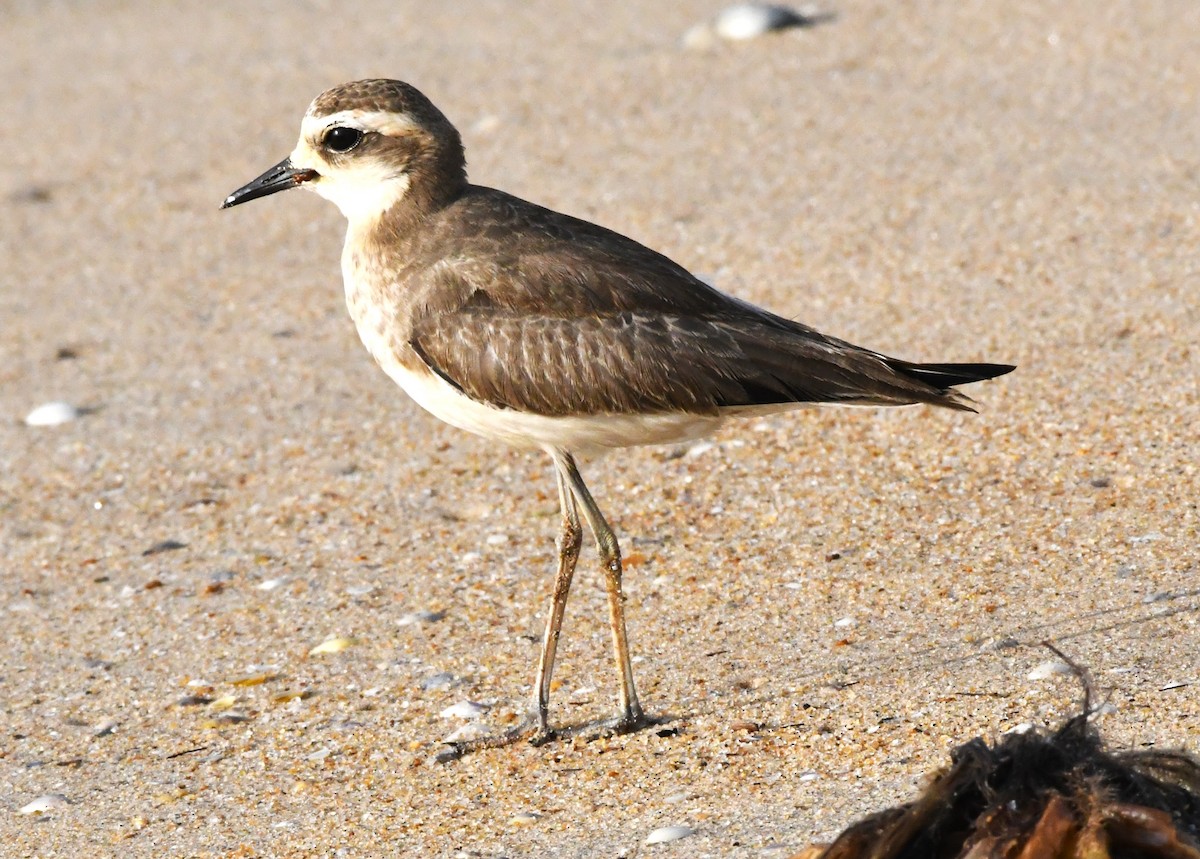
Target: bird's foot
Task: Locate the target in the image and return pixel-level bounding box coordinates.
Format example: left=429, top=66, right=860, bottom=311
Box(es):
left=585, top=704, right=664, bottom=740
left=434, top=717, right=556, bottom=763
left=435, top=706, right=666, bottom=762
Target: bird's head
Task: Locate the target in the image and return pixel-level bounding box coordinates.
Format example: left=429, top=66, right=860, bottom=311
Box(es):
left=222, top=79, right=466, bottom=224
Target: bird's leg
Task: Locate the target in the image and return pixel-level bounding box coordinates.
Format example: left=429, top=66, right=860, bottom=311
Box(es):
left=528, top=463, right=583, bottom=742
left=436, top=452, right=650, bottom=763
left=436, top=458, right=583, bottom=762
left=553, top=449, right=648, bottom=731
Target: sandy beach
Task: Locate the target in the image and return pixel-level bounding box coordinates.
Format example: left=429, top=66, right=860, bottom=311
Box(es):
left=2, top=1, right=1198, bottom=855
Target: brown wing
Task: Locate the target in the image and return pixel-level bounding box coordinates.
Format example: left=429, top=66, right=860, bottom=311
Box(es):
left=403, top=188, right=1013, bottom=416
left=411, top=310, right=738, bottom=416
left=410, top=305, right=993, bottom=417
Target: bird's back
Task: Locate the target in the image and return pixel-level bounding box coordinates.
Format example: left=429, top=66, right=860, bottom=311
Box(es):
left=363, top=186, right=1012, bottom=420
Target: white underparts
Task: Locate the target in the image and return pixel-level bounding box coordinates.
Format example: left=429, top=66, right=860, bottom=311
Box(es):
left=402, top=360, right=732, bottom=451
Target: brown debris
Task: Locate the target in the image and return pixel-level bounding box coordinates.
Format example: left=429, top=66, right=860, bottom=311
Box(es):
left=797, top=714, right=1200, bottom=859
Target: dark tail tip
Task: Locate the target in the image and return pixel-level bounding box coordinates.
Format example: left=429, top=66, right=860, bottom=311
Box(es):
left=894, top=361, right=1016, bottom=389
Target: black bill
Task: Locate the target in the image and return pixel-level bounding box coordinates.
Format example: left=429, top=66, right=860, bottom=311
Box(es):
left=221, top=158, right=316, bottom=209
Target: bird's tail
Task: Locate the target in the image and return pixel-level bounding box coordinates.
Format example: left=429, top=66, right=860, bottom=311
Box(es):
left=885, top=360, right=1016, bottom=412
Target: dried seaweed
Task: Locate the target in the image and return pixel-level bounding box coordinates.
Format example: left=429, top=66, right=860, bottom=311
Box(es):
left=798, top=649, right=1200, bottom=858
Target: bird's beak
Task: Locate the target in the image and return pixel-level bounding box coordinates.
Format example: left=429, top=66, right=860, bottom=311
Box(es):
left=221, top=158, right=317, bottom=209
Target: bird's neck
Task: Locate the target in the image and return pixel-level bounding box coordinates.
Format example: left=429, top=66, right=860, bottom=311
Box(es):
left=349, top=165, right=466, bottom=244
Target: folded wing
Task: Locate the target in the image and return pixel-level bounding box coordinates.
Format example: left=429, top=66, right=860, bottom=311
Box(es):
left=411, top=306, right=1013, bottom=417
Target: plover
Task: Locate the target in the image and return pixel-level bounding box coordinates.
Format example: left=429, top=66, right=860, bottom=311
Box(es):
left=222, top=79, right=1013, bottom=756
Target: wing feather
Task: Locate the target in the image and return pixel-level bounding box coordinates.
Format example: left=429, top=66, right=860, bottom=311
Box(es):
left=399, top=189, right=1012, bottom=418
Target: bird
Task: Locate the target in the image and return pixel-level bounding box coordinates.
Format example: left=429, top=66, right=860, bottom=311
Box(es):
left=222, top=79, right=1013, bottom=758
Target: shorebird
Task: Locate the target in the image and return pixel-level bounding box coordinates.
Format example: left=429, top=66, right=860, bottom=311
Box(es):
left=222, top=79, right=1013, bottom=757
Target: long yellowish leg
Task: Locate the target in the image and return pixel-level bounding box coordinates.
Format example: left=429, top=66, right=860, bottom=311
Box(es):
left=551, top=449, right=646, bottom=728
left=529, top=463, right=582, bottom=739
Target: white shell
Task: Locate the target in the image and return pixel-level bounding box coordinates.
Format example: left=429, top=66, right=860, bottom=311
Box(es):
left=19, top=794, right=70, bottom=814
left=308, top=636, right=359, bottom=656
left=439, top=700, right=490, bottom=720
left=645, top=825, right=696, bottom=844
left=1027, top=659, right=1072, bottom=680
left=24, top=401, right=79, bottom=426
left=398, top=610, right=445, bottom=626
left=715, top=4, right=800, bottom=40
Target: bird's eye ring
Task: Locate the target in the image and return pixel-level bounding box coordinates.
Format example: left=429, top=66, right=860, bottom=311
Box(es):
left=324, top=126, right=364, bottom=153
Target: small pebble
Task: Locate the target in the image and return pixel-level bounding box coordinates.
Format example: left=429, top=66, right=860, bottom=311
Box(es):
left=12, top=185, right=53, bottom=204
left=646, top=825, right=696, bottom=845
left=309, top=636, right=359, bottom=656
left=24, top=401, right=79, bottom=427
left=175, top=694, right=213, bottom=707
left=471, top=115, right=502, bottom=135
left=272, top=689, right=313, bottom=704
left=142, top=539, right=186, bottom=556
left=258, top=577, right=287, bottom=591
left=439, top=700, right=490, bottom=720
left=420, top=672, right=457, bottom=691
left=486, top=533, right=509, bottom=545
left=398, top=610, right=446, bottom=626
left=19, top=793, right=69, bottom=814
left=210, top=712, right=251, bottom=725
left=1027, top=659, right=1072, bottom=680
left=509, top=811, right=541, bottom=826
left=93, top=719, right=118, bottom=737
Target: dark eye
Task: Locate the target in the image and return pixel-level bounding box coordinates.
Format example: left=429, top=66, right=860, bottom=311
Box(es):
left=324, top=126, right=363, bottom=153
